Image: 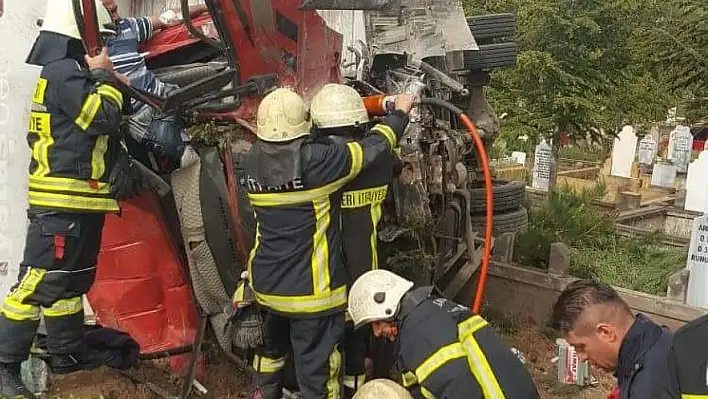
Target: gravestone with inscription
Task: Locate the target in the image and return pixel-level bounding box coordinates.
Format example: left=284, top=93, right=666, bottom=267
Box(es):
left=651, top=161, right=677, bottom=188
left=637, top=134, right=657, bottom=174
left=668, top=125, right=694, bottom=173
left=686, top=214, right=708, bottom=309
left=685, top=151, right=708, bottom=214
left=610, top=126, right=637, bottom=178
left=532, top=139, right=555, bottom=192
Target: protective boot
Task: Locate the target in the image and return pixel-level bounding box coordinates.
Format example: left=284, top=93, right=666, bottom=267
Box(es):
left=0, top=362, right=36, bottom=398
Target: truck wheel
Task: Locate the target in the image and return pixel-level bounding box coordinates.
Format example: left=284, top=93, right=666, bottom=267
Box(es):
left=471, top=206, right=528, bottom=236
left=464, top=43, right=518, bottom=71
left=469, top=180, right=525, bottom=215
left=467, top=13, right=516, bottom=42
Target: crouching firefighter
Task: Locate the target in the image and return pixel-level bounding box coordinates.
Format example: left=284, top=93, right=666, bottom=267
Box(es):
left=309, top=84, right=404, bottom=397
left=0, top=1, right=144, bottom=397
left=348, top=269, right=540, bottom=399
left=240, top=88, right=416, bottom=399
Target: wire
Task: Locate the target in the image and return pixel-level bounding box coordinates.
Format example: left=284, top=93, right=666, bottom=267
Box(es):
left=417, top=98, right=493, bottom=314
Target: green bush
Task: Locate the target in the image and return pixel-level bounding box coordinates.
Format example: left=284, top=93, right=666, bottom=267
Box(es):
left=514, top=183, right=687, bottom=295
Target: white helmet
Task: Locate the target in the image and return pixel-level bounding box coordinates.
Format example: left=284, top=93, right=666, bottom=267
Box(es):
left=348, top=269, right=414, bottom=329
left=351, top=379, right=414, bottom=399
left=310, top=83, right=370, bottom=129
left=256, top=88, right=312, bottom=142
left=40, top=0, right=116, bottom=40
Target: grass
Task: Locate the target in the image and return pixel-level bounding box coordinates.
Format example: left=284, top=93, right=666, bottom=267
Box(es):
left=514, top=183, right=687, bottom=295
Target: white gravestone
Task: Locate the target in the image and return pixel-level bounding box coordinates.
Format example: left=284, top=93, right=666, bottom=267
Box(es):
left=532, top=139, right=555, bottom=192
left=668, top=125, right=694, bottom=173
left=651, top=162, right=677, bottom=188
left=638, top=134, right=658, bottom=174
left=686, top=214, right=708, bottom=308
left=685, top=151, right=708, bottom=214
left=511, top=151, right=526, bottom=165
left=610, top=126, right=637, bottom=178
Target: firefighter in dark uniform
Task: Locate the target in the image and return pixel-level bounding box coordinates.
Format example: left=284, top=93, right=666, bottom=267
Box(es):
left=348, top=269, right=540, bottom=399
left=0, top=1, right=142, bottom=397
left=241, top=87, right=415, bottom=399
left=309, top=83, right=402, bottom=396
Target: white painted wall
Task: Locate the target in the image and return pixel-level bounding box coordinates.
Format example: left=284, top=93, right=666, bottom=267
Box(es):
left=0, top=0, right=43, bottom=298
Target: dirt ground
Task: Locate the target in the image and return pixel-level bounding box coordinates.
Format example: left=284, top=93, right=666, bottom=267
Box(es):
left=47, top=325, right=615, bottom=399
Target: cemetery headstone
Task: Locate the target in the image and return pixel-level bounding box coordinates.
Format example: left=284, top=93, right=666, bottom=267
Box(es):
left=685, top=214, right=708, bottom=309
left=610, top=126, right=637, bottom=178
left=511, top=151, right=527, bottom=165
left=685, top=151, right=708, bottom=214
left=637, top=134, right=657, bottom=174
left=668, top=125, right=694, bottom=173
left=651, top=161, right=677, bottom=188
left=532, top=139, right=555, bottom=192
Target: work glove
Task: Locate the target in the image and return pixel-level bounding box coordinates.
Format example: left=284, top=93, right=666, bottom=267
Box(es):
left=109, top=147, right=148, bottom=200
left=226, top=271, right=264, bottom=349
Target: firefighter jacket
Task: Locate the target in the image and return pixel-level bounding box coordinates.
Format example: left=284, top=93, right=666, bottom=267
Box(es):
left=25, top=32, right=125, bottom=213
left=243, top=111, right=409, bottom=318
left=613, top=314, right=674, bottom=399
left=321, top=132, right=401, bottom=282
left=393, top=287, right=540, bottom=399
left=651, top=314, right=708, bottom=399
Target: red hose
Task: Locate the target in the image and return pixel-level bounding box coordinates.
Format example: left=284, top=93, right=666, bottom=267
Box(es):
left=459, top=114, right=493, bottom=314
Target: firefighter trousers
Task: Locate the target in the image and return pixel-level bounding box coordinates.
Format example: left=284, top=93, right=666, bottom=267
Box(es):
left=0, top=209, right=105, bottom=364
left=343, top=319, right=367, bottom=392
left=253, top=310, right=344, bottom=399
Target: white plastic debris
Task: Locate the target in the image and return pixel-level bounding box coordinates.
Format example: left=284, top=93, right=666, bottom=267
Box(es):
left=510, top=347, right=526, bottom=364
left=556, top=338, right=591, bottom=386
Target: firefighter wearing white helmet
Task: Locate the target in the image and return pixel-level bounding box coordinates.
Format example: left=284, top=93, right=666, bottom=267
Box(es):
left=0, top=1, right=137, bottom=397
left=240, top=87, right=416, bottom=399
left=348, top=269, right=541, bottom=399
left=351, top=379, right=414, bottom=399
left=310, top=83, right=408, bottom=397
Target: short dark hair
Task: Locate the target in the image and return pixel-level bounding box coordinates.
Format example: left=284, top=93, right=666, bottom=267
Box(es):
left=550, top=279, right=631, bottom=332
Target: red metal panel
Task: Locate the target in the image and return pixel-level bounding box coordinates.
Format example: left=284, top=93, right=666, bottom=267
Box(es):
left=87, top=192, right=199, bottom=364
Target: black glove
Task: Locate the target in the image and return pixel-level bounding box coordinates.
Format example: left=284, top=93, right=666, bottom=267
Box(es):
left=109, top=149, right=147, bottom=200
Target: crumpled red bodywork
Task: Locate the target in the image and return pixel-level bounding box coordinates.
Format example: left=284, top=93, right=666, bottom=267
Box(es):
left=88, top=0, right=343, bottom=371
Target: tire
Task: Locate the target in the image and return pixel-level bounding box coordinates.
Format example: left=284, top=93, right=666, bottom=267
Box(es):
left=467, top=13, right=516, bottom=42
left=469, top=179, right=525, bottom=214
left=464, top=43, right=518, bottom=71
left=471, top=207, right=528, bottom=236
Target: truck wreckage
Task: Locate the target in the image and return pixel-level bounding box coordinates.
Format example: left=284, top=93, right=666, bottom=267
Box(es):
left=24, top=0, right=524, bottom=396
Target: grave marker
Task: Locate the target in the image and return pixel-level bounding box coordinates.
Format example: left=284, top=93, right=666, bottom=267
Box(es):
left=668, top=125, right=693, bottom=173
left=638, top=134, right=657, bottom=174
left=610, top=126, right=637, bottom=178
left=685, top=151, right=708, bottom=214
left=532, top=139, right=554, bottom=192
left=685, top=214, right=708, bottom=309
left=651, top=161, right=677, bottom=188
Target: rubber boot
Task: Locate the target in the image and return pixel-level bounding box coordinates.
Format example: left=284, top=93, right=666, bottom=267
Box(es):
left=0, top=362, right=35, bottom=398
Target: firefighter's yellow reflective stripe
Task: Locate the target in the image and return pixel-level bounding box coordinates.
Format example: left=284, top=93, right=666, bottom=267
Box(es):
left=33, top=78, right=48, bottom=104
left=326, top=344, right=342, bottom=399
left=341, top=185, right=388, bottom=209
left=683, top=395, right=708, bottom=398
left=343, top=374, right=366, bottom=390
left=401, top=371, right=418, bottom=387
left=90, top=135, right=109, bottom=180
left=458, top=315, right=488, bottom=338
left=371, top=124, right=396, bottom=148
left=75, top=93, right=102, bottom=131
left=247, top=220, right=261, bottom=274
left=461, top=335, right=505, bottom=398
left=28, top=191, right=119, bottom=212
left=42, top=297, right=83, bottom=317
left=29, top=111, right=53, bottom=177
left=394, top=146, right=402, bottom=157
left=415, top=342, right=467, bottom=384
left=420, top=387, right=436, bottom=399
left=232, top=281, right=246, bottom=304
left=253, top=285, right=347, bottom=314
left=247, top=142, right=364, bottom=207
left=0, top=268, right=46, bottom=321
left=29, top=175, right=111, bottom=195
left=312, top=198, right=331, bottom=294
left=96, top=83, right=124, bottom=110
left=252, top=355, right=286, bottom=373
left=370, top=199, right=384, bottom=269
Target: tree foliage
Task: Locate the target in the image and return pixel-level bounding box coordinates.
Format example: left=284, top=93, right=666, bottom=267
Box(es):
left=463, top=0, right=694, bottom=149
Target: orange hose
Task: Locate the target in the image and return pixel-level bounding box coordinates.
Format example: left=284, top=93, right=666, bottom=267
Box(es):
left=459, top=114, right=493, bottom=314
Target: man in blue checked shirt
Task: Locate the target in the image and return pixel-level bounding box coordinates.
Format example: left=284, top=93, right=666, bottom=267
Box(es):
left=100, top=0, right=208, bottom=173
